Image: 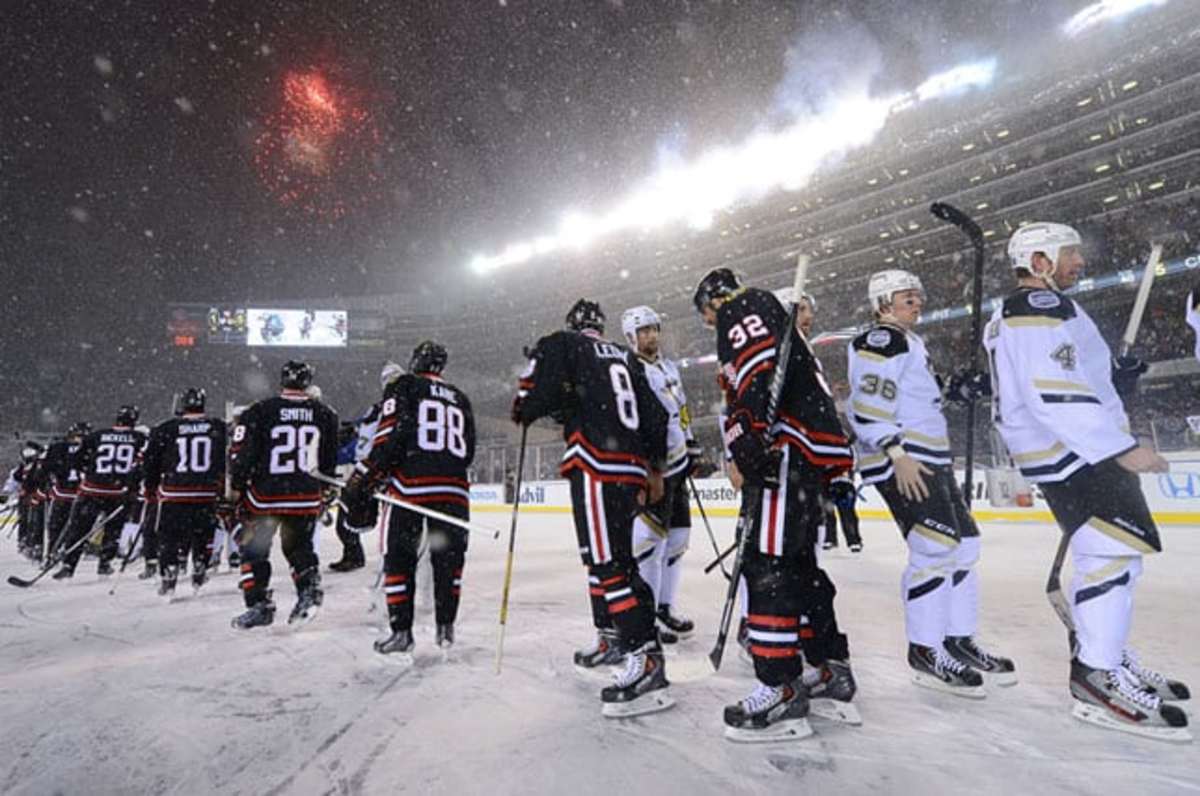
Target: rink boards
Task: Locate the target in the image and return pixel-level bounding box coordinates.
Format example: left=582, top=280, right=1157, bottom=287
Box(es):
left=470, top=461, right=1200, bottom=525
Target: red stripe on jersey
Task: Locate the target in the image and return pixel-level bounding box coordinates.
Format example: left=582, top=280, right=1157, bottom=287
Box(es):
left=608, top=597, right=638, bottom=614
left=735, top=362, right=774, bottom=399
left=749, top=645, right=797, bottom=659
left=731, top=336, right=776, bottom=371
left=748, top=614, right=799, bottom=628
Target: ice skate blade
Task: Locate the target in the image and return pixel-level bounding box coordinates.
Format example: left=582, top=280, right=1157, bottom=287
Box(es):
left=724, top=717, right=814, bottom=743
left=601, top=689, right=675, bottom=718
left=376, top=650, right=415, bottom=668
left=912, top=672, right=986, bottom=699
left=982, top=669, right=1018, bottom=687
left=810, top=698, right=862, bottom=726
left=1071, top=702, right=1193, bottom=743
left=288, top=605, right=320, bottom=626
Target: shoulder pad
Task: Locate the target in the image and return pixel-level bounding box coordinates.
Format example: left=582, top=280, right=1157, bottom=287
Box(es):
left=851, top=326, right=909, bottom=358
left=1002, top=289, right=1076, bottom=321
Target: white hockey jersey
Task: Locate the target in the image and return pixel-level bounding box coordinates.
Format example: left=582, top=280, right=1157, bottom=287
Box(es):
left=1187, top=287, right=1200, bottom=363
left=640, top=355, right=693, bottom=477
left=847, top=323, right=951, bottom=485
left=983, top=287, right=1135, bottom=484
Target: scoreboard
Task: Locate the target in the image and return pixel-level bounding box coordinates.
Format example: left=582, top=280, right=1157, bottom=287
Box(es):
left=167, top=304, right=387, bottom=351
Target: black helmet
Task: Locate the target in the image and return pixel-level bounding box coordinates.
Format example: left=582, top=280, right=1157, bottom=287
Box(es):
left=693, top=268, right=741, bottom=314
left=281, top=360, right=314, bottom=390
left=565, top=299, right=605, bottom=333
left=116, top=405, right=140, bottom=427
left=409, top=340, right=448, bottom=375
left=21, top=441, right=44, bottom=461
left=67, top=421, right=91, bottom=439
left=180, top=387, right=206, bottom=414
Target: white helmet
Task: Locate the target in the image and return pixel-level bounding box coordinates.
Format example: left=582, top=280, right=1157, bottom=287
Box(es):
left=380, top=360, right=404, bottom=390
left=773, top=287, right=817, bottom=312
left=868, top=269, right=923, bottom=313
left=1007, top=222, right=1082, bottom=272
left=621, top=305, right=661, bottom=347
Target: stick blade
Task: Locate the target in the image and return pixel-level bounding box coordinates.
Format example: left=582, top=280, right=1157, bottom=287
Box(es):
left=707, top=645, right=724, bottom=672
left=7, top=575, right=35, bottom=589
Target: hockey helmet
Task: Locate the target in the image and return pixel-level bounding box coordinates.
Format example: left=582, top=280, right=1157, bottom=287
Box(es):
left=1007, top=222, right=1082, bottom=274
left=868, top=269, right=924, bottom=313
left=380, top=360, right=405, bottom=390
left=21, top=441, right=43, bottom=461
left=692, top=268, right=741, bottom=314
left=67, top=421, right=91, bottom=439
left=180, top=387, right=206, bottom=414
left=409, top=341, right=448, bottom=375
left=116, top=404, right=140, bottom=427
left=620, top=305, right=661, bottom=348
left=281, top=359, right=314, bottom=390
left=565, top=299, right=605, bottom=334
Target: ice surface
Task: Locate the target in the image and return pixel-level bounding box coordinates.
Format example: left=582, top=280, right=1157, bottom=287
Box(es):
left=1, top=516, right=1196, bottom=795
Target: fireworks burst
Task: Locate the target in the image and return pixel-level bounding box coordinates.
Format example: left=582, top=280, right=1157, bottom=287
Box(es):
left=253, top=70, right=383, bottom=219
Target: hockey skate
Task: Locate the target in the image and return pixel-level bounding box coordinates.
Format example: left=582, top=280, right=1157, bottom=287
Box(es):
left=945, top=635, right=1017, bottom=687
left=158, top=576, right=176, bottom=602
left=374, top=628, right=415, bottom=666
left=436, top=623, right=455, bottom=649
left=191, top=569, right=208, bottom=597
left=574, top=629, right=623, bottom=669
left=96, top=560, right=114, bottom=577
left=138, top=560, right=158, bottom=580
left=1122, top=649, right=1191, bottom=702
left=601, top=638, right=674, bottom=718
left=52, top=566, right=74, bottom=581
left=232, top=596, right=276, bottom=630
left=328, top=555, right=365, bottom=573
left=288, top=586, right=324, bottom=625
left=908, top=643, right=985, bottom=698
left=656, top=605, right=694, bottom=641
left=1069, top=659, right=1190, bottom=742
left=804, top=659, right=862, bottom=725
left=849, top=542, right=863, bottom=553
left=724, top=679, right=813, bottom=743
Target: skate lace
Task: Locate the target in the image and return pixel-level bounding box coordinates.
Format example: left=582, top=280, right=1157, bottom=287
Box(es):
left=612, top=650, right=646, bottom=688
left=741, top=682, right=785, bottom=713
left=1111, top=667, right=1161, bottom=710
left=1121, top=649, right=1167, bottom=686
left=935, top=648, right=969, bottom=676
left=966, top=638, right=1002, bottom=666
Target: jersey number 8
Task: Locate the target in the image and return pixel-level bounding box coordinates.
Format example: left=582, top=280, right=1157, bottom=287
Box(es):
left=417, top=400, right=468, bottom=458
left=609, top=364, right=640, bottom=431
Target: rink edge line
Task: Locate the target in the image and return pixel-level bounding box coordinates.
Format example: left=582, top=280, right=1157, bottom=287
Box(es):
left=471, top=505, right=1200, bottom=525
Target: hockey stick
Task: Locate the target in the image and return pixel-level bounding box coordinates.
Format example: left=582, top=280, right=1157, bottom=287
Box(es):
left=688, top=477, right=729, bottom=580
left=108, top=519, right=147, bottom=596
left=307, top=470, right=499, bottom=537
left=495, top=425, right=528, bottom=674
left=710, top=254, right=809, bottom=671
left=1044, top=243, right=1163, bottom=635
left=930, top=201, right=985, bottom=506
left=7, top=505, right=126, bottom=589
left=704, top=539, right=736, bottom=575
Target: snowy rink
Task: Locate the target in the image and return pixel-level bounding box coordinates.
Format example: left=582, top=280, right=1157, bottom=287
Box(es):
left=1, top=513, right=1196, bottom=796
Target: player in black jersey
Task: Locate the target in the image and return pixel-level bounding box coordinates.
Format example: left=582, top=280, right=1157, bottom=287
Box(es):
left=10, top=442, right=47, bottom=561
left=229, top=361, right=338, bottom=628
left=54, top=405, right=147, bottom=579
left=44, top=423, right=87, bottom=557
left=343, top=342, right=476, bottom=657
left=143, top=388, right=227, bottom=599
left=695, top=268, right=859, bottom=740
left=512, top=299, right=673, bottom=718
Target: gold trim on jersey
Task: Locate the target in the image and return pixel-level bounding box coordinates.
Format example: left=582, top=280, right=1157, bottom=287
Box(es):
left=902, top=430, right=950, bottom=448
left=854, top=349, right=888, bottom=362
left=852, top=400, right=896, bottom=420
left=1088, top=517, right=1157, bottom=554
left=911, top=523, right=959, bottom=547
left=1011, top=441, right=1066, bottom=463
left=1083, top=556, right=1135, bottom=584
left=1003, top=317, right=1064, bottom=328
left=1032, top=378, right=1095, bottom=393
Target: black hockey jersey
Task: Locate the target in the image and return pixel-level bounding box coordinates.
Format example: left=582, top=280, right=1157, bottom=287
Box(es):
left=516, top=329, right=668, bottom=485
left=77, top=425, right=148, bottom=499
left=230, top=390, right=339, bottom=516
left=43, top=439, right=82, bottom=500
left=364, top=373, right=476, bottom=507
left=143, top=413, right=228, bottom=503
left=716, top=287, right=852, bottom=470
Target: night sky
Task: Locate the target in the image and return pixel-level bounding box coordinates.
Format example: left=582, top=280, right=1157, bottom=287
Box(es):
left=2, top=0, right=1066, bottom=389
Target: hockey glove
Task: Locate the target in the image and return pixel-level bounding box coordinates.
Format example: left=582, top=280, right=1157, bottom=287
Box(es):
left=944, top=368, right=992, bottom=404
left=1111, top=355, right=1147, bottom=400
left=509, top=394, right=527, bottom=426
left=726, top=426, right=782, bottom=491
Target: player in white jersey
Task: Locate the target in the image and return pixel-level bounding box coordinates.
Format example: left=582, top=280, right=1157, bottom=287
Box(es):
left=848, top=269, right=1015, bottom=697
left=984, top=222, right=1189, bottom=741
left=622, top=306, right=700, bottom=644
left=1188, top=285, right=1200, bottom=363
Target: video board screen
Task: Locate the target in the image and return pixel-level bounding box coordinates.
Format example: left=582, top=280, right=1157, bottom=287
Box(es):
left=246, top=309, right=348, bottom=347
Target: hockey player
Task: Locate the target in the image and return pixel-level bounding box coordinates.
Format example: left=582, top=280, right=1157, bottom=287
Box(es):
left=54, top=406, right=146, bottom=578
left=1188, top=285, right=1200, bottom=363
left=343, top=343, right=475, bottom=658
left=512, top=299, right=672, bottom=718
left=44, top=424, right=87, bottom=557
left=10, top=443, right=47, bottom=560
left=694, top=268, right=858, bottom=741
left=621, top=305, right=700, bottom=645
left=848, top=269, right=1014, bottom=697
left=776, top=287, right=864, bottom=554
left=985, top=222, right=1189, bottom=741
left=143, top=387, right=227, bottom=599
left=229, top=361, right=339, bottom=628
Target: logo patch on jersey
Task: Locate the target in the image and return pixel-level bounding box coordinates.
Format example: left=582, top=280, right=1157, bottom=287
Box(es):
left=866, top=329, right=892, bottom=348
left=1028, top=290, right=1061, bottom=309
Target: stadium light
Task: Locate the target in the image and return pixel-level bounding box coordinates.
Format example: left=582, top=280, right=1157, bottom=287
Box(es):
left=1062, top=0, right=1171, bottom=38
